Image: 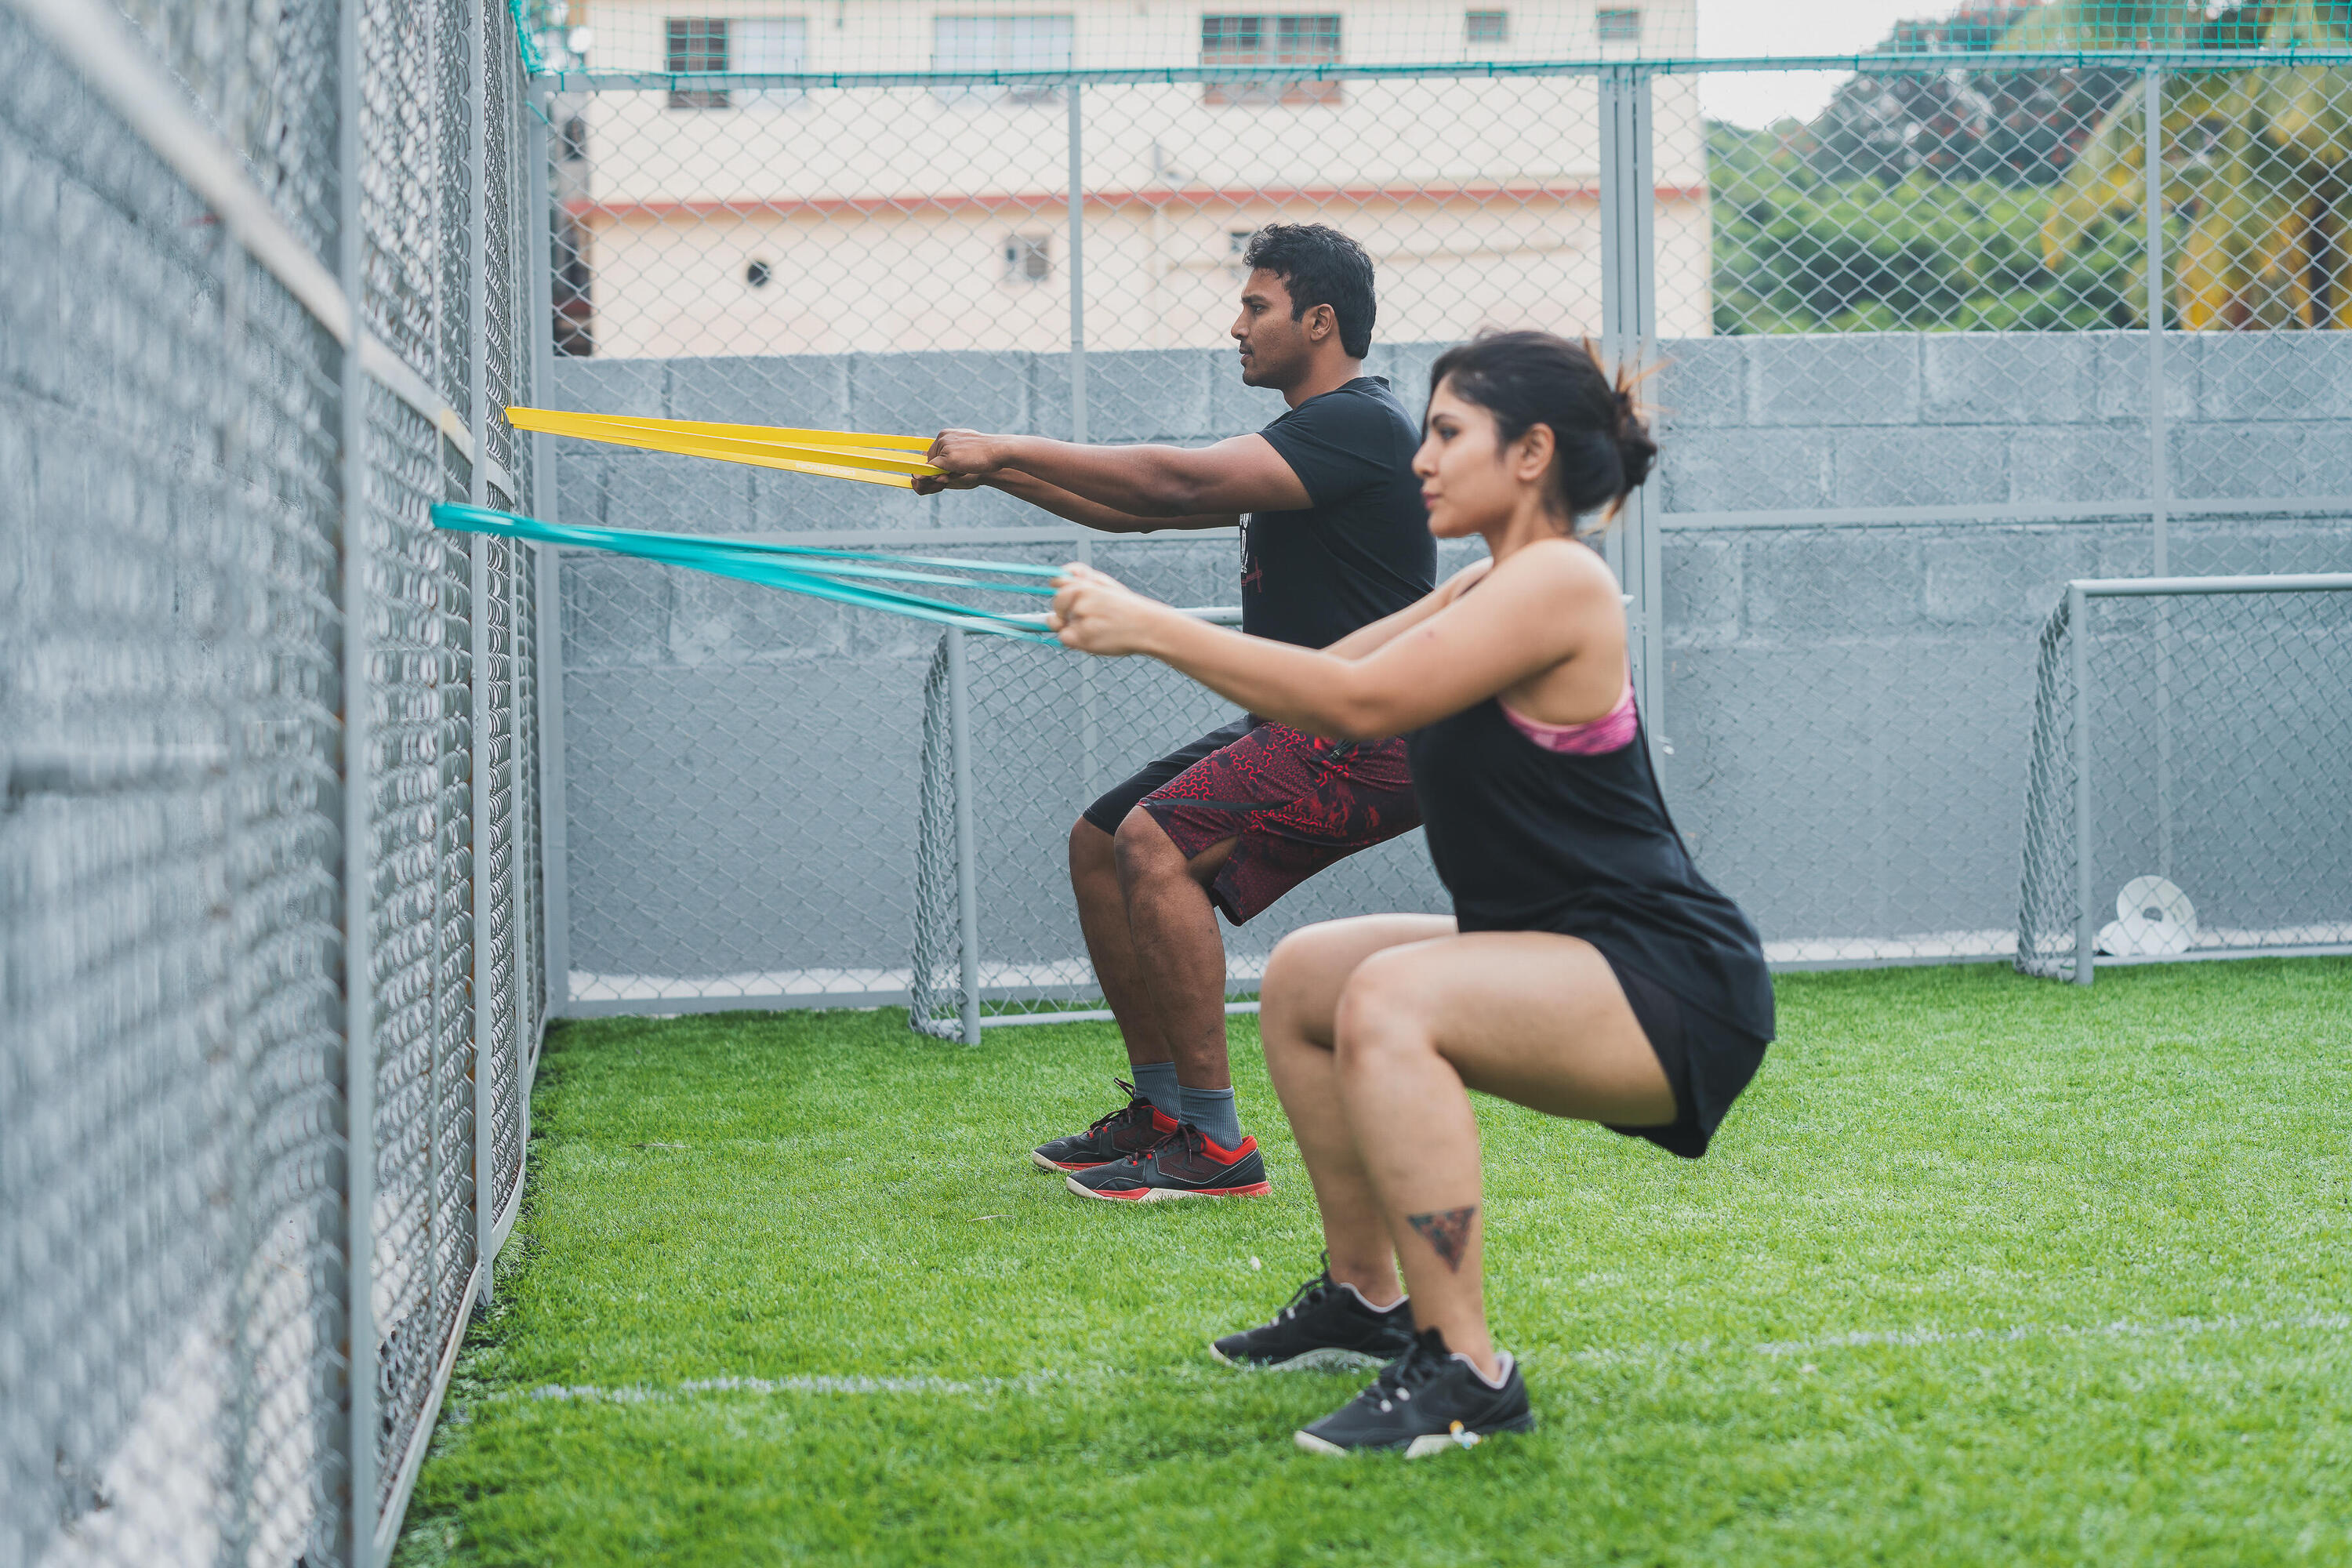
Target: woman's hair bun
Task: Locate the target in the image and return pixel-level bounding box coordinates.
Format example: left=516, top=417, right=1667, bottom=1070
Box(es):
left=1428, top=330, right=1657, bottom=534
left=1611, top=379, right=1658, bottom=495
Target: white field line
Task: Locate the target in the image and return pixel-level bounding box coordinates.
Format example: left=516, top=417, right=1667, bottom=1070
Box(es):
left=486, top=1313, right=2352, bottom=1408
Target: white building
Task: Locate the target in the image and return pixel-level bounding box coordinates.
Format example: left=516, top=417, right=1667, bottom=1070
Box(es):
left=562, top=1, right=1709, bottom=358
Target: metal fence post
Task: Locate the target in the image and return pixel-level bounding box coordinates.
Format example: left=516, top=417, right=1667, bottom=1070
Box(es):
left=946, top=628, right=982, bottom=1045
left=332, top=0, right=379, bottom=1552
left=2069, top=583, right=2094, bottom=988
left=465, top=0, right=496, bottom=1309
left=525, top=89, right=572, bottom=1031
left=2143, top=68, right=2169, bottom=576
left=1067, top=82, right=1087, bottom=445
left=1599, top=65, right=1665, bottom=778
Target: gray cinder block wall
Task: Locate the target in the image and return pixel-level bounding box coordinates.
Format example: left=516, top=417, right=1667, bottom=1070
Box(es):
left=549, top=334, right=2352, bottom=1000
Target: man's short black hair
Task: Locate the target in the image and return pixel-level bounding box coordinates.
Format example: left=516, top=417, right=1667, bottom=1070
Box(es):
left=1242, top=223, right=1377, bottom=358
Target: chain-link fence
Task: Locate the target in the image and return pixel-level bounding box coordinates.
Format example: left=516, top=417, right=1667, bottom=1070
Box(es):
left=11, top=5, right=2352, bottom=1560
left=3, top=0, right=548, bottom=1562
left=539, top=33, right=2351, bottom=1016
left=2017, top=573, right=2352, bottom=982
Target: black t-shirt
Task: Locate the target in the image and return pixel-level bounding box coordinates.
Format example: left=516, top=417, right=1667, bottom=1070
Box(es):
left=1242, top=376, right=1436, bottom=648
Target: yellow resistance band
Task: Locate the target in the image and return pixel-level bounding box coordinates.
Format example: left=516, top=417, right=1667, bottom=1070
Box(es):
left=506, top=407, right=942, bottom=488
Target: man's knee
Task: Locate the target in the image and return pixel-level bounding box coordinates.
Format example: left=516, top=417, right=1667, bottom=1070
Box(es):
left=1112, top=806, right=1185, bottom=884
left=1069, top=815, right=1116, bottom=879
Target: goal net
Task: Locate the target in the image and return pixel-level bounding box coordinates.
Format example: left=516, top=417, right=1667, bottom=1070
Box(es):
left=910, top=626, right=1450, bottom=1041
left=2016, top=575, right=2352, bottom=982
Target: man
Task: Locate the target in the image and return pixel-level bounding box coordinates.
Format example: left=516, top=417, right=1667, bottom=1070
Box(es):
left=923, top=223, right=1434, bottom=1201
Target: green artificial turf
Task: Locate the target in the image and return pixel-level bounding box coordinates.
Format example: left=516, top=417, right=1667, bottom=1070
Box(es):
left=394, top=960, right=2352, bottom=1567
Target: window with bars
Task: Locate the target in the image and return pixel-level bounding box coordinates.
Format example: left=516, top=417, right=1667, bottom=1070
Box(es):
left=1201, top=14, right=1342, bottom=107
left=1465, top=9, right=1509, bottom=45
left=666, top=16, right=730, bottom=109
left=935, top=16, right=1076, bottom=105
left=1596, top=6, right=1642, bottom=44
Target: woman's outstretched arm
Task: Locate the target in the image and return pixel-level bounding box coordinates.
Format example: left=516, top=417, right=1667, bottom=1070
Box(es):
left=1051, top=542, right=1615, bottom=741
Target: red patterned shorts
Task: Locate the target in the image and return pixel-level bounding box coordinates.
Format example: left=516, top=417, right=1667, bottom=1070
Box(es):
left=1080, top=717, right=1421, bottom=925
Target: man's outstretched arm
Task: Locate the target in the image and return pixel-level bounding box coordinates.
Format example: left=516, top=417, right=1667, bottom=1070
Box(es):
left=916, top=466, right=1239, bottom=535
left=927, top=430, right=1312, bottom=521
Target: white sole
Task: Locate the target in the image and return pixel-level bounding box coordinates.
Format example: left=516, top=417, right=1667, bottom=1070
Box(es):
left=1292, top=1425, right=1499, bottom=1457
left=1210, top=1345, right=1385, bottom=1373
left=1062, top=1175, right=1271, bottom=1202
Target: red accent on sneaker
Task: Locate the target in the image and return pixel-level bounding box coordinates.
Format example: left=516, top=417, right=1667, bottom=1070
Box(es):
left=1195, top=1131, right=1258, bottom=1163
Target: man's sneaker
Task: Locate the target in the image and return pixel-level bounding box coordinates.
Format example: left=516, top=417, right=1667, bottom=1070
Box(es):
left=1294, top=1327, right=1534, bottom=1457
left=1062, top=1122, right=1272, bottom=1201
left=1210, top=1259, right=1417, bottom=1371
left=1030, top=1080, right=1180, bottom=1172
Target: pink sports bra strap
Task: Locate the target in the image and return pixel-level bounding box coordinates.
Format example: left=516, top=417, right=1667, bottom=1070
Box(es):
left=1497, top=681, right=1638, bottom=756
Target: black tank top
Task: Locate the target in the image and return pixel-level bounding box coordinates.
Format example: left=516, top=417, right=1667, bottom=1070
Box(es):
left=1405, top=696, right=1774, bottom=1040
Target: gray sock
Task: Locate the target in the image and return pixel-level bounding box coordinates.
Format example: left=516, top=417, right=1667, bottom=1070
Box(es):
left=1129, top=1062, right=1181, bottom=1120
left=1178, top=1085, right=1243, bottom=1148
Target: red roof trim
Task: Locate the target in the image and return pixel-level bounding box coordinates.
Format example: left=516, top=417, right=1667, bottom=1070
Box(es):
left=566, top=181, right=1707, bottom=221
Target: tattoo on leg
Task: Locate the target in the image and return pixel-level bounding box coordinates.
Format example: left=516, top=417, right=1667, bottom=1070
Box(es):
left=1406, top=1206, right=1478, bottom=1272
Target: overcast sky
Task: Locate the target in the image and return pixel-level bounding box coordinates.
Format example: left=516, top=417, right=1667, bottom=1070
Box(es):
left=1696, top=0, right=1948, bottom=128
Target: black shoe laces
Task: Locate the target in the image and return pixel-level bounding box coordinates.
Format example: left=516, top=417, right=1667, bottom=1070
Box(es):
left=1360, top=1330, right=1452, bottom=1408
left=1082, top=1080, right=1150, bottom=1136
left=1278, top=1256, right=1339, bottom=1322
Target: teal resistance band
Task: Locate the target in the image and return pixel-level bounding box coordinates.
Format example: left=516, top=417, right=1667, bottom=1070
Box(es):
left=433, top=503, right=1065, bottom=645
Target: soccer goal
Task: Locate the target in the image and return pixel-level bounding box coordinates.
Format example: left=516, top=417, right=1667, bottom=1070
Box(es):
left=2016, top=573, right=2352, bottom=984
left=909, top=619, right=1450, bottom=1043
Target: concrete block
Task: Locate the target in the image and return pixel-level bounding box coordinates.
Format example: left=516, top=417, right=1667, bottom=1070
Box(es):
left=749, top=466, right=925, bottom=533
left=1922, top=334, right=2085, bottom=425
left=2195, top=332, right=2352, bottom=422
left=1377, top=340, right=1450, bottom=409
left=851, top=350, right=1031, bottom=438
left=604, top=451, right=753, bottom=535
left=560, top=554, right=672, bottom=667
left=561, top=658, right=926, bottom=978
left=1033, top=350, right=1216, bottom=443
left=1749, top=334, right=1918, bottom=426
left=554, top=451, right=606, bottom=528
left=1661, top=535, right=1742, bottom=646
left=1092, top=535, right=1242, bottom=608
left=1743, top=531, right=1924, bottom=634
left=1922, top=531, right=2077, bottom=626
left=1652, top=336, right=1747, bottom=430
left=1832, top=427, right=2009, bottom=508
left=1657, top=430, right=1835, bottom=514
left=2295, top=425, right=2352, bottom=495
left=2086, top=330, right=2194, bottom=422
left=666, top=354, right=852, bottom=428
left=1207, top=361, right=1292, bottom=437
left=2169, top=422, right=2302, bottom=502
left=669, top=569, right=855, bottom=662
left=547, top=357, right=666, bottom=418
left=2006, top=426, right=2149, bottom=506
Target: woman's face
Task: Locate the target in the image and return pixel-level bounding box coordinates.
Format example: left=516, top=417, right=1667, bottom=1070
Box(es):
left=1414, top=378, right=1548, bottom=539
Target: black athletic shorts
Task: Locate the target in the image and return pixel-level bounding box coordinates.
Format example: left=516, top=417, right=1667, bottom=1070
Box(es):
left=1598, top=949, right=1769, bottom=1161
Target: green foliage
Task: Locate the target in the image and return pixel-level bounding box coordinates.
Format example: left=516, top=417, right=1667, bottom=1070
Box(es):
left=394, top=960, right=2352, bottom=1566
left=1711, top=120, right=2145, bottom=332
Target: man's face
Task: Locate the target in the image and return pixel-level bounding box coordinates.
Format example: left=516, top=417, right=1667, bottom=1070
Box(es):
left=1230, top=267, right=1312, bottom=389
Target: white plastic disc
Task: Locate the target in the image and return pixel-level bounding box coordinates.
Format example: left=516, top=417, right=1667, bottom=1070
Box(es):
left=2102, top=876, right=2198, bottom=956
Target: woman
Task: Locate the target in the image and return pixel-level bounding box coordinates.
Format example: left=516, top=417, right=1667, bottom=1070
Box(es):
left=1045, top=332, right=1774, bottom=1455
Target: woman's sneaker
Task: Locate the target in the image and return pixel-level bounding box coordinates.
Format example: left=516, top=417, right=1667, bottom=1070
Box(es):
left=1030, top=1080, right=1180, bottom=1172
left=1210, top=1261, right=1417, bottom=1371
left=1294, top=1327, right=1534, bottom=1456
left=1062, top=1123, right=1271, bottom=1200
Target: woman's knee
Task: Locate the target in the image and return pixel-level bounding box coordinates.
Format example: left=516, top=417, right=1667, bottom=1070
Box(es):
left=1332, top=948, right=1439, bottom=1065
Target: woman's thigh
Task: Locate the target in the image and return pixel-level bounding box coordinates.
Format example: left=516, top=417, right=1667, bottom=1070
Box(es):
left=1339, top=931, right=1675, bottom=1127
left=1261, top=913, right=1459, bottom=1048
